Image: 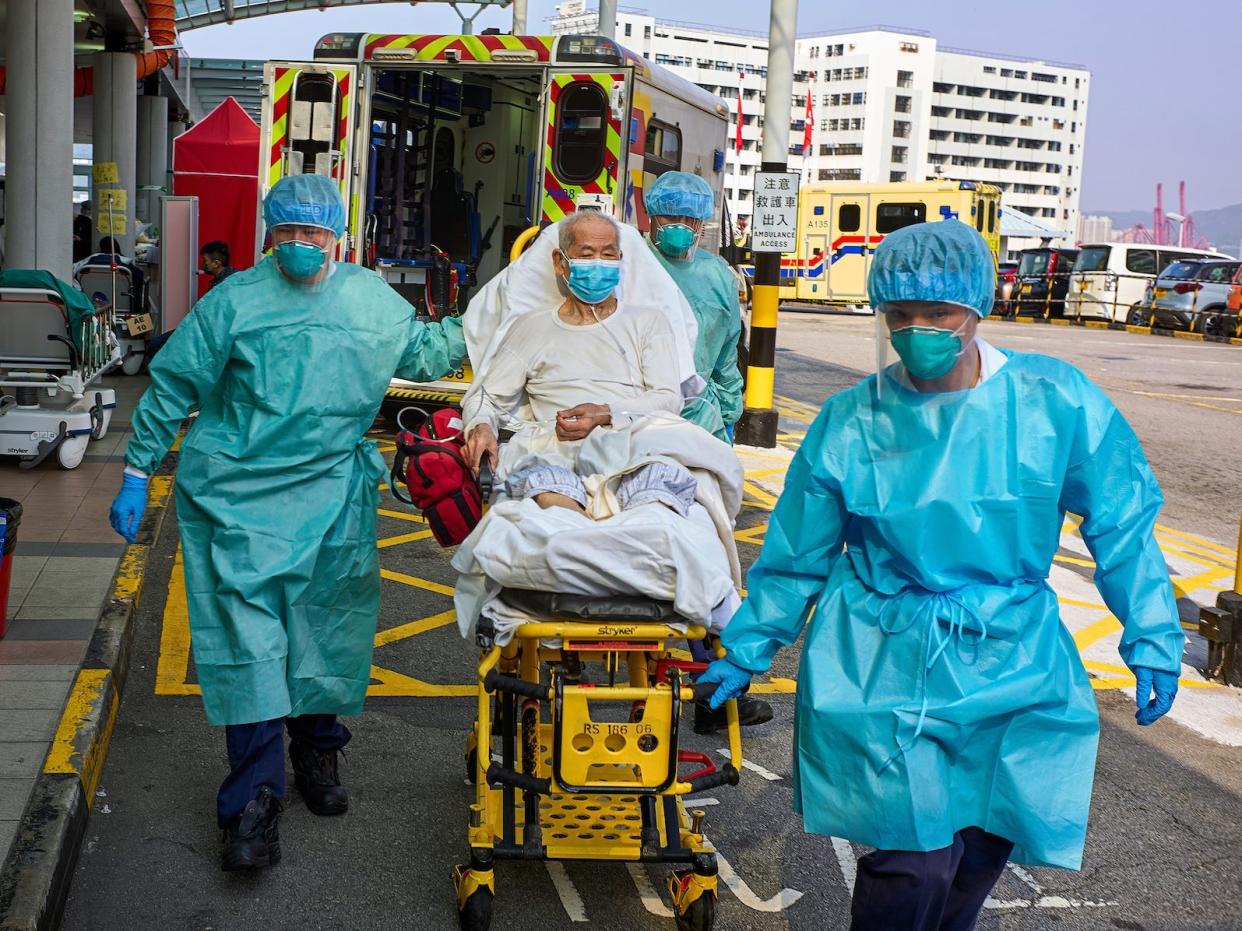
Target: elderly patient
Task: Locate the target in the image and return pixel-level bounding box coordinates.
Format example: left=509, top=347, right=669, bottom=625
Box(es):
left=461, top=210, right=697, bottom=517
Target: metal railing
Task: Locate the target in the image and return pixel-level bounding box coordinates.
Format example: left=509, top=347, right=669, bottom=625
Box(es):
left=996, top=270, right=1242, bottom=341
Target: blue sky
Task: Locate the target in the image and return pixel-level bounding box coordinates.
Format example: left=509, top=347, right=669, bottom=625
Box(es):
left=182, top=0, right=1242, bottom=212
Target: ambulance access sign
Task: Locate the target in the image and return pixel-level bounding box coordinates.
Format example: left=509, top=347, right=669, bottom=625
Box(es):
left=751, top=171, right=800, bottom=253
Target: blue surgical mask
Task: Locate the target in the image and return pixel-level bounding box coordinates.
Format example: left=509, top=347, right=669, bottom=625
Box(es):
left=565, top=258, right=621, bottom=305
left=889, top=322, right=970, bottom=380
left=275, top=240, right=328, bottom=281
left=654, top=223, right=697, bottom=257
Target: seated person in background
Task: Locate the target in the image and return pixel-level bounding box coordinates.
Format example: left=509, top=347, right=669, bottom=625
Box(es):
left=74, top=236, right=147, bottom=310
left=199, top=240, right=237, bottom=290
left=461, top=210, right=691, bottom=513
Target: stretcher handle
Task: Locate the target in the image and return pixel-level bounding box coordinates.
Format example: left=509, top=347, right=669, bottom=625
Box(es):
left=478, top=451, right=495, bottom=501
left=486, top=762, right=552, bottom=795
left=483, top=669, right=549, bottom=701
left=687, top=764, right=740, bottom=794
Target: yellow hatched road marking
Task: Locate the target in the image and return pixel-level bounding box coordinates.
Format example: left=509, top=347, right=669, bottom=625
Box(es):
left=381, top=568, right=455, bottom=597
left=378, top=530, right=435, bottom=548
left=1082, top=659, right=1219, bottom=689
left=377, top=508, right=427, bottom=524
left=155, top=545, right=199, bottom=696
left=1072, top=614, right=1120, bottom=651
left=375, top=609, right=458, bottom=647
left=1155, top=523, right=1238, bottom=559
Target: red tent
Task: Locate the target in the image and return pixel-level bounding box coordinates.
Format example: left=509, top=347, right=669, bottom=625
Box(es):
left=172, top=97, right=260, bottom=297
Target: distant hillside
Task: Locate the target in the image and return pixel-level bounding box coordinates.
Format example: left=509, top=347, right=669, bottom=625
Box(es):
left=1089, top=202, right=1242, bottom=252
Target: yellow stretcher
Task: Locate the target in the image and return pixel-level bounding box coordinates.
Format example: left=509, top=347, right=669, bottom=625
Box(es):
left=453, top=600, right=743, bottom=931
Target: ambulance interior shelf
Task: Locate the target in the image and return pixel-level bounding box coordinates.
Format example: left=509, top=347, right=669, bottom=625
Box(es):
left=365, top=67, right=543, bottom=315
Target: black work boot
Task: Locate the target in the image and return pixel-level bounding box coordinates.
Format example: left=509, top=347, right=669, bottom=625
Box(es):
left=221, top=786, right=281, bottom=872
left=289, top=741, right=349, bottom=816
left=694, top=695, right=774, bottom=735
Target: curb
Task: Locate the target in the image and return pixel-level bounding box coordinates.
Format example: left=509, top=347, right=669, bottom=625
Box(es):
left=986, top=315, right=1242, bottom=346
left=0, top=454, right=177, bottom=931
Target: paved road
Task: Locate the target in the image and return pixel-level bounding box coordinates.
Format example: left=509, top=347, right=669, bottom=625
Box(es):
left=63, top=319, right=1242, bottom=930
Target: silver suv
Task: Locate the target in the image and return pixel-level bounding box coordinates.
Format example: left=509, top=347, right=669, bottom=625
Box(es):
left=1146, top=260, right=1241, bottom=332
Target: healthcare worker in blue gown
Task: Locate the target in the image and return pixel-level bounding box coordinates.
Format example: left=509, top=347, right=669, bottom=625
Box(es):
left=699, top=219, right=1184, bottom=931
left=108, top=174, right=468, bottom=872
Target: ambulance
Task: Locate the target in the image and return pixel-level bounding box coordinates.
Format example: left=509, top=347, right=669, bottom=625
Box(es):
left=259, top=32, right=731, bottom=403
left=752, top=180, right=1002, bottom=310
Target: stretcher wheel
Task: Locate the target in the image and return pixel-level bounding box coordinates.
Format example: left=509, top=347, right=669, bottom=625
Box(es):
left=454, top=864, right=495, bottom=931
left=57, top=435, right=89, bottom=470
left=669, top=866, right=717, bottom=931
left=674, top=893, right=715, bottom=931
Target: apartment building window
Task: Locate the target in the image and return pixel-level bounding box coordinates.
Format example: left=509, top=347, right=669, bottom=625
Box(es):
left=1017, top=138, right=1045, bottom=149
left=1032, top=72, right=1057, bottom=83
left=1047, top=141, right=1062, bottom=152
left=895, top=95, right=912, bottom=113
left=809, top=46, right=820, bottom=58
left=818, top=168, right=861, bottom=181
left=928, top=153, right=946, bottom=164
left=931, top=106, right=951, bottom=117
left=644, top=25, right=651, bottom=38
left=890, top=171, right=907, bottom=182
left=893, top=120, right=911, bottom=138
left=850, top=118, right=864, bottom=130
left=951, top=155, right=980, bottom=166
left=933, top=81, right=953, bottom=93
left=896, top=70, right=914, bottom=88
left=820, top=143, right=863, bottom=156
left=988, top=112, right=1016, bottom=123
left=986, top=135, right=1013, bottom=146
left=820, top=118, right=830, bottom=131
left=1015, top=71, right=1027, bottom=79
left=1043, top=186, right=1061, bottom=196
left=984, top=158, right=1012, bottom=169
left=899, top=42, right=919, bottom=53
left=953, top=132, right=981, bottom=144
left=822, top=94, right=832, bottom=106
left=830, top=68, right=842, bottom=81
left=1019, top=116, right=1034, bottom=127
left=891, top=145, right=908, bottom=164
left=1051, top=96, right=1066, bottom=107
left=624, top=22, right=632, bottom=36
left=1042, top=208, right=1056, bottom=218
left=956, top=109, right=983, bottom=121
left=876, top=202, right=926, bottom=232
left=983, top=66, right=996, bottom=74
left=929, top=130, right=949, bottom=141
left=1052, top=119, right=1065, bottom=130
left=852, top=92, right=866, bottom=105
left=958, top=85, right=986, bottom=97
left=989, top=89, right=1017, bottom=101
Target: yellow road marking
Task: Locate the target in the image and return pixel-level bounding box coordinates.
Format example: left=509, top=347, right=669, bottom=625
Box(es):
left=148, top=475, right=175, bottom=509
left=381, top=568, right=455, bottom=597
left=1171, top=566, right=1233, bottom=600
left=378, top=530, right=435, bottom=548
left=1057, top=596, right=1106, bottom=611
left=377, top=508, right=427, bottom=524
left=111, top=545, right=149, bottom=602
left=750, top=676, right=797, bottom=695
left=1054, top=554, right=1096, bottom=568
left=1072, top=614, right=1120, bottom=651
left=155, top=546, right=199, bottom=696
left=368, top=665, right=474, bottom=698
left=1082, top=659, right=1219, bottom=689
left=375, top=609, right=457, bottom=647
left=1155, top=523, right=1237, bottom=559
left=733, top=524, right=768, bottom=545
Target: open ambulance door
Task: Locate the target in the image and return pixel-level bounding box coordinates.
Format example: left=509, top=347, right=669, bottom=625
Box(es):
left=259, top=62, right=359, bottom=262
left=540, top=70, right=630, bottom=223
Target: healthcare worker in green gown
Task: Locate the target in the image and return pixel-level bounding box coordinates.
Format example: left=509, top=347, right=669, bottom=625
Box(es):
left=644, top=172, right=745, bottom=444
left=109, top=174, right=468, bottom=872
left=699, top=220, right=1185, bottom=930
left=643, top=172, right=771, bottom=734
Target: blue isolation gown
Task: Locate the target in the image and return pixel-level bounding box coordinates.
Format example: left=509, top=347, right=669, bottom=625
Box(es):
left=722, top=351, right=1184, bottom=869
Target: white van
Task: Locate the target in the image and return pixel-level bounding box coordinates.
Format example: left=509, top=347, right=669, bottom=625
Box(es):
left=1067, top=242, right=1235, bottom=324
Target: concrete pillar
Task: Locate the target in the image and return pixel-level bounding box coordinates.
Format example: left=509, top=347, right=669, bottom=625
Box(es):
left=597, top=0, right=617, bottom=39
left=92, top=52, right=138, bottom=255
left=136, top=95, right=169, bottom=230
left=5, top=0, right=75, bottom=278
left=511, top=0, right=529, bottom=34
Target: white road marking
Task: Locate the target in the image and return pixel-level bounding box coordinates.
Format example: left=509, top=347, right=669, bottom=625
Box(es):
left=715, top=749, right=782, bottom=781
left=627, top=864, right=675, bottom=917
left=712, top=845, right=804, bottom=912
left=831, top=837, right=857, bottom=895
left=544, top=862, right=588, bottom=922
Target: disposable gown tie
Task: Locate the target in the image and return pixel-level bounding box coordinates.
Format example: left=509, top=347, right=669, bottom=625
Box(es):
left=876, top=587, right=991, bottom=774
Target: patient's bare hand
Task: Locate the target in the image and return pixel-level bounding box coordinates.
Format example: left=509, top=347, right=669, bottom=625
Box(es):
left=463, top=423, right=499, bottom=473
left=556, top=403, right=611, bottom=441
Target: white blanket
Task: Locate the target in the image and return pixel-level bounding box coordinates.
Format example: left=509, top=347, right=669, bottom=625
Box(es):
left=451, top=414, right=744, bottom=641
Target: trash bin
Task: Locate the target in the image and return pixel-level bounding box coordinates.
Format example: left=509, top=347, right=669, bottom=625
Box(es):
left=0, top=498, right=22, bottom=640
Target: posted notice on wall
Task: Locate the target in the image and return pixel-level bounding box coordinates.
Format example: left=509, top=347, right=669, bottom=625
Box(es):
left=750, top=171, right=800, bottom=253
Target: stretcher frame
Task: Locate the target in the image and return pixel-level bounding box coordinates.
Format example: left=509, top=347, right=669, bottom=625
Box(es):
left=453, top=616, right=743, bottom=931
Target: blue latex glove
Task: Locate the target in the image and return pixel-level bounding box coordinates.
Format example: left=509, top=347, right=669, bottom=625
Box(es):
left=109, top=472, right=149, bottom=544
left=1133, top=666, right=1178, bottom=726
left=697, top=659, right=753, bottom=710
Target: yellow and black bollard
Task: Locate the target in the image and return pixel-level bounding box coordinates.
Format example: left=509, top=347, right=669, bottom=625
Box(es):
left=736, top=246, right=781, bottom=446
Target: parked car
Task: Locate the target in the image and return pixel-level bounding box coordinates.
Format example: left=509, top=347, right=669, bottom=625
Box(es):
left=1221, top=265, right=1242, bottom=337
left=1014, top=247, right=1079, bottom=317
left=1147, top=259, right=1242, bottom=334
left=1066, top=242, right=1234, bottom=324
left=995, top=261, right=1018, bottom=316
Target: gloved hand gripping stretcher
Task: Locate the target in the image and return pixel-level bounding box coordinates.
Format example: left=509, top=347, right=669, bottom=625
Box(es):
left=396, top=220, right=746, bottom=931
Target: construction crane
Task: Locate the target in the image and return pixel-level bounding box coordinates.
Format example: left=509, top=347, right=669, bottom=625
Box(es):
left=1123, top=181, right=1209, bottom=249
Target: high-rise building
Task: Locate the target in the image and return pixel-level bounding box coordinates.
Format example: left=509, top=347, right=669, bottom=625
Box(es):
left=1078, top=214, right=1114, bottom=244
left=550, top=4, right=1090, bottom=251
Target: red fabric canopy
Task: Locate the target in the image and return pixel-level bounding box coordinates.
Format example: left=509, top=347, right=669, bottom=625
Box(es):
left=172, top=97, right=260, bottom=295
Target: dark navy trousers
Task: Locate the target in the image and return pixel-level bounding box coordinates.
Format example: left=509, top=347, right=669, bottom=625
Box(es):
left=218, top=714, right=350, bottom=827
left=849, top=827, right=1014, bottom=931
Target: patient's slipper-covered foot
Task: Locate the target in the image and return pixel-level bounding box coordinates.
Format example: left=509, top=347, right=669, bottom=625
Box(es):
left=693, top=696, right=773, bottom=735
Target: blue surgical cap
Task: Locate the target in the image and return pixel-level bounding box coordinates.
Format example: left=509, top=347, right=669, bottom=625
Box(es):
left=867, top=219, right=996, bottom=317
left=644, top=172, right=714, bottom=222
left=263, top=174, right=346, bottom=238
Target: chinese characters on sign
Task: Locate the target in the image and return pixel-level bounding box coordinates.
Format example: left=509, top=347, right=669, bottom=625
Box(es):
left=750, top=172, right=800, bottom=253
